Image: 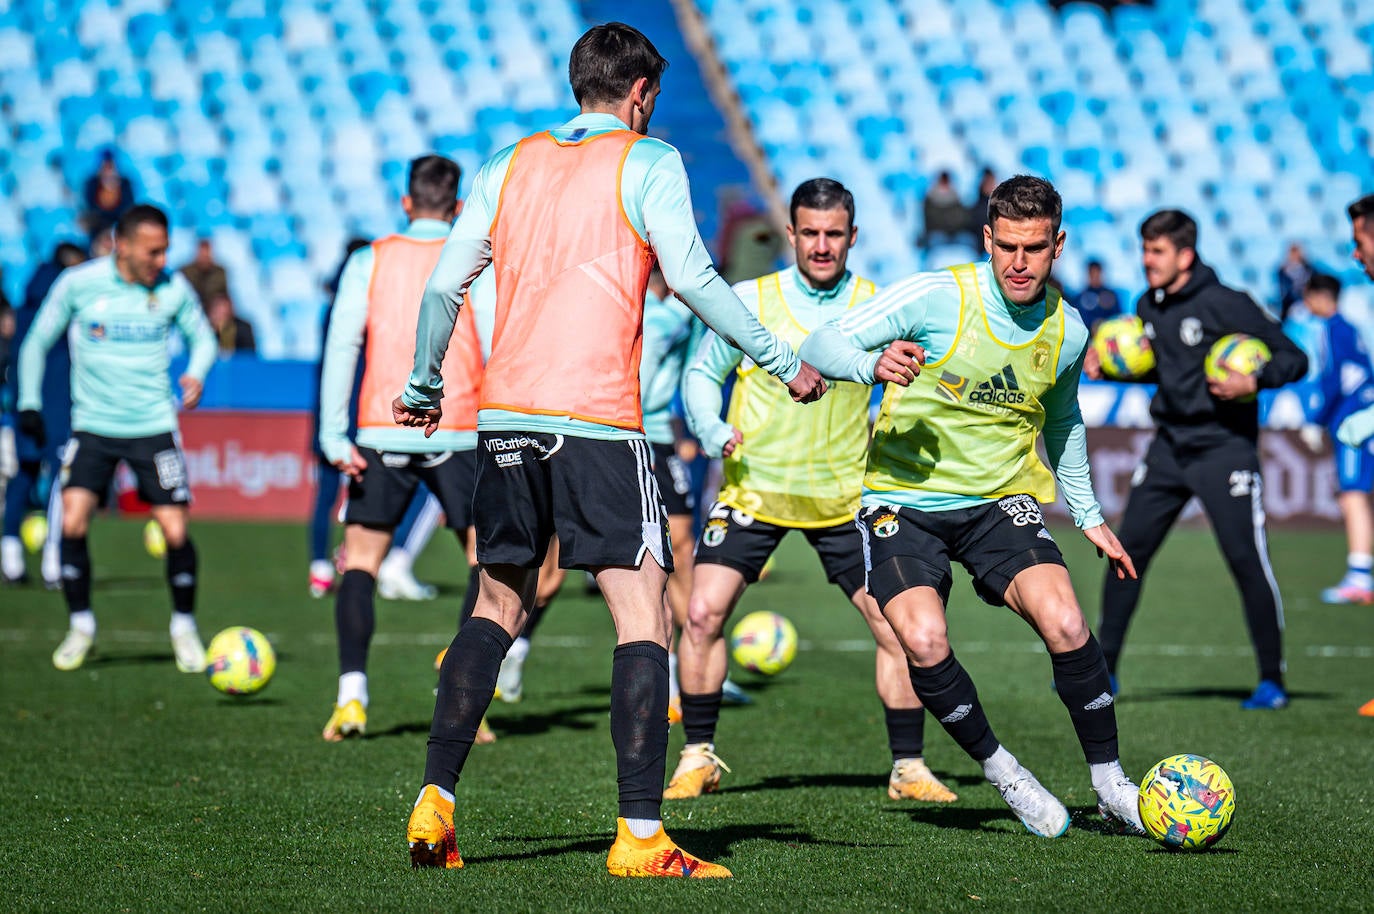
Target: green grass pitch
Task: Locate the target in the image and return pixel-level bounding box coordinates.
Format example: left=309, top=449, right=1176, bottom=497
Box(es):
left=2, top=518, right=1371, bottom=912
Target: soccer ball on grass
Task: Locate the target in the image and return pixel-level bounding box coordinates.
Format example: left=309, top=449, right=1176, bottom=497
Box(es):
left=730, top=610, right=798, bottom=676
left=1137, top=753, right=1236, bottom=851
left=206, top=627, right=277, bottom=696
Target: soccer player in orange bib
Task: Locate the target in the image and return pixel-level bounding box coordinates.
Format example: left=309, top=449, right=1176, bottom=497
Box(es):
left=394, top=23, right=825, bottom=876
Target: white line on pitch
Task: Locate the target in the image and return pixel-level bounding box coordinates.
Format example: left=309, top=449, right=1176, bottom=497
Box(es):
left=0, top=628, right=1370, bottom=660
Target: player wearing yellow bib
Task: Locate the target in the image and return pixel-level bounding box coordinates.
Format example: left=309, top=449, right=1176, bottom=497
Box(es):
left=667, top=179, right=955, bottom=804
left=800, top=176, right=1145, bottom=839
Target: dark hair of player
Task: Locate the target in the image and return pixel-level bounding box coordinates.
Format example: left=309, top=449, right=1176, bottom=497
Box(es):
left=1139, top=209, right=1198, bottom=252
left=114, top=204, right=168, bottom=238
left=568, top=22, right=667, bottom=107
left=987, top=175, right=1062, bottom=234
left=408, top=155, right=462, bottom=214
left=789, top=178, right=855, bottom=228
left=1305, top=272, right=1341, bottom=298
left=1349, top=193, right=1374, bottom=222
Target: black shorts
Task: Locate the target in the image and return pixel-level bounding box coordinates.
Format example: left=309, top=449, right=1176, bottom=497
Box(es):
left=473, top=432, right=671, bottom=572
left=858, top=494, right=1066, bottom=608
left=695, top=501, right=867, bottom=597
left=344, top=448, right=476, bottom=531
left=651, top=442, right=695, bottom=516
left=61, top=431, right=191, bottom=506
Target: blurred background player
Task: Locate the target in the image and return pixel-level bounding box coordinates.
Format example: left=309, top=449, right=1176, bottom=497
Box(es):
left=1331, top=192, right=1374, bottom=718
left=801, top=175, right=1144, bottom=839
left=1292, top=273, right=1374, bottom=604
left=669, top=178, right=954, bottom=805
left=18, top=204, right=217, bottom=672
left=394, top=22, right=824, bottom=876
left=2, top=241, right=85, bottom=585
left=316, top=154, right=482, bottom=741
left=1086, top=209, right=1309, bottom=711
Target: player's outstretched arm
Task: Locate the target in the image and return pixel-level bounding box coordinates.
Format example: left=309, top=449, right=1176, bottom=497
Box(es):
left=1084, top=523, right=1137, bottom=580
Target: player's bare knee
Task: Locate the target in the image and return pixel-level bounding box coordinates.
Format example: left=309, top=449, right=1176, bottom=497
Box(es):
left=684, top=596, right=726, bottom=643
left=1040, top=603, right=1090, bottom=651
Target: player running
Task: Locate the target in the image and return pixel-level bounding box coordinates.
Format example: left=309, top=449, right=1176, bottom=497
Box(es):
left=17, top=204, right=217, bottom=672
left=667, top=178, right=955, bottom=805
left=799, top=175, right=1145, bottom=838
left=394, top=23, right=825, bottom=877
left=317, top=155, right=486, bottom=741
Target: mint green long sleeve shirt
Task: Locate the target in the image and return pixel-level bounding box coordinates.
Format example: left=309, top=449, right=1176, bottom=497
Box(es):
left=401, top=112, right=801, bottom=440
left=18, top=257, right=217, bottom=438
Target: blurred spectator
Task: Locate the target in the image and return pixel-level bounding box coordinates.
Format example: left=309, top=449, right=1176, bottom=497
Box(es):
left=1071, top=260, right=1123, bottom=330
left=179, top=238, right=229, bottom=307
left=89, top=228, right=114, bottom=259
left=1276, top=241, right=1314, bottom=319
left=717, top=195, right=782, bottom=284
left=24, top=242, right=87, bottom=312
left=0, top=285, right=13, bottom=394
left=80, top=149, right=136, bottom=240
left=206, top=293, right=257, bottom=355
left=968, top=166, right=997, bottom=234
left=921, top=170, right=969, bottom=247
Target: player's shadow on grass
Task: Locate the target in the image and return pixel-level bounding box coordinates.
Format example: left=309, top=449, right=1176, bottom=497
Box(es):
left=87, top=651, right=175, bottom=667
left=723, top=770, right=983, bottom=795
left=1125, top=686, right=1333, bottom=703
left=366, top=701, right=609, bottom=740
left=467, top=821, right=859, bottom=865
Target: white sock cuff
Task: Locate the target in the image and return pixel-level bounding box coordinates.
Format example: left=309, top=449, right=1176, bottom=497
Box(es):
left=169, top=612, right=198, bottom=638
left=69, top=609, right=96, bottom=637
left=1089, top=759, right=1126, bottom=791
left=416, top=784, right=454, bottom=807
left=338, top=671, right=369, bottom=707
left=625, top=817, right=662, bottom=840
left=980, top=745, right=1017, bottom=785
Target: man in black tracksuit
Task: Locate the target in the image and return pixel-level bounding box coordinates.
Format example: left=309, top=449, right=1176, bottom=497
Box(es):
left=1085, top=209, right=1308, bottom=710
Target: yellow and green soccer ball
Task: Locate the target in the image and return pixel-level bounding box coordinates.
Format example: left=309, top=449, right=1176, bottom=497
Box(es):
left=143, top=519, right=166, bottom=558
left=1205, top=333, right=1271, bottom=394
left=1091, top=315, right=1155, bottom=379
left=730, top=610, right=798, bottom=676
left=1137, top=754, right=1236, bottom=851
left=20, top=513, right=47, bottom=554
left=206, top=627, right=277, bottom=696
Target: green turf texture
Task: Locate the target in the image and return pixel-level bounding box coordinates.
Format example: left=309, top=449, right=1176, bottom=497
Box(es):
left=2, top=518, right=1371, bottom=912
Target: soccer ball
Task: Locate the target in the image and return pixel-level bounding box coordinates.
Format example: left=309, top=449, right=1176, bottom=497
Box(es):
left=1205, top=333, right=1271, bottom=394
left=1137, top=754, right=1236, bottom=851
left=1091, top=315, right=1155, bottom=380
left=143, top=519, right=166, bottom=558
left=205, top=627, right=277, bottom=696
left=730, top=610, right=798, bottom=676
left=20, top=513, right=47, bottom=554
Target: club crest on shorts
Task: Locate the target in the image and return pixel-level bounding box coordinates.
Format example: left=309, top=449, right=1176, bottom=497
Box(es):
left=702, top=519, right=728, bottom=547
left=872, top=512, right=900, bottom=538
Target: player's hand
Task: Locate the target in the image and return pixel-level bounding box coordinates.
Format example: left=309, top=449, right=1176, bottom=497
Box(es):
left=334, top=445, right=367, bottom=481
left=1082, top=345, right=1103, bottom=381
left=392, top=396, right=442, bottom=437
left=721, top=427, right=743, bottom=458
left=786, top=361, right=827, bottom=403
left=18, top=410, right=46, bottom=448
left=874, top=340, right=926, bottom=386
left=1084, top=523, right=1137, bottom=580
left=178, top=375, right=204, bottom=410
left=1207, top=368, right=1258, bottom=401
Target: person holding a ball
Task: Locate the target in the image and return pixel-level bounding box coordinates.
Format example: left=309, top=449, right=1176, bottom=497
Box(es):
left=1084, top=209, right=1308, bottom=710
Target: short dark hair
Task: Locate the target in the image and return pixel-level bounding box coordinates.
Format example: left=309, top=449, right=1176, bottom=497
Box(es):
left=1139, top=208, right=1197, bottom=252
left=55, top=241, right=86, bottom=266
left=569, top=22, right=667, bottom=107
left=1305, top=272, right=1342, bottom=299
left=115, top=204, right=168, bottom=238
left=789, top=178, right=855, bottom=228
left=986, top=175, right=1062, bottom=233
left=408, top=155, right=461, bottom=214
left=1087, top=259, right=1103, bottom=271
left=1349, top=194, right=1374, bottom=222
